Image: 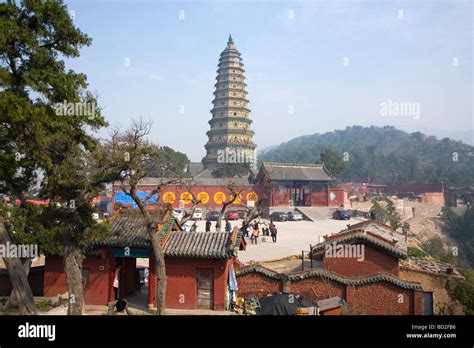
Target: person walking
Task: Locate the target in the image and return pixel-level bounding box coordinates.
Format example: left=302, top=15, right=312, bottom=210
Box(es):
left=112, top=263, right=121, bottom=300
left=251, top=221, right=260, bottom=244
left=241, top=222, right=249, bottom=238
left=269, top=221, right=277, bottom=243
left=205, top=218, right=211, bottom=232
left=225, top=219, right=232, bottom=233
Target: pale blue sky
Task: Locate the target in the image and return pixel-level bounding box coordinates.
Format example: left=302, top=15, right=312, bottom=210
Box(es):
left=64, top=0, right=473, bottom=161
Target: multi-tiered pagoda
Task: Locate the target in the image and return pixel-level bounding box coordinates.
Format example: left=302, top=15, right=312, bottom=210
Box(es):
left=202, top=35, right=256, bottom=170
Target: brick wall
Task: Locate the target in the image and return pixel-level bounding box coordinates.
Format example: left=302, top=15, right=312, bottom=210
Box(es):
left=346, top=282, right=415, bottom=315
left=323, top=244, right=400, bottom=277
left=150, top=257, right=230, bottom=311
left=44, top=255, right=112, bottom=305
left=288, top=277, right=345, bottom=302
left=236, top=268, right=422, bottom=315
left=237, top=273, right=281, bottom=297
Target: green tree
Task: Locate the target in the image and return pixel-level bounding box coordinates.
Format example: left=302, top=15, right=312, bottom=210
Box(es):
left=260, top=126, right=474, bottom=186
left=0, top=0, right=106, bottom=314
left=447, top=269, right=474, bottom=314
left=369, top=200, right=387, bottom=224
left=147, top=146, right=190, bottom=178
left=385, top=198, right=402, bottom=230
left=319, top=149, right=347, bottom=179
left=442, top=206, right=474, bottom=267
left=211, top=163, right=251, bottom=178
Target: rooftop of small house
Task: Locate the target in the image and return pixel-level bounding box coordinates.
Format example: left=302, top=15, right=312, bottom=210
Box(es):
left=401, top=257, right=464, bottom=278
left=312, top=220, right=408, bottom=259
left=260, top=162, right=334, bottom=182
left=88, top=211, right=245, bottom=259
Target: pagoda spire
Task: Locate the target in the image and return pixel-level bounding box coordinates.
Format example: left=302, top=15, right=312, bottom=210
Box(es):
left=202, top=36, right=257, bottom=170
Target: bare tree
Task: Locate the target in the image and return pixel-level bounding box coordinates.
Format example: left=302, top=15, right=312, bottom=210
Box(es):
left=102, top=118, right=183, bottom=315
left=215, top=183, right=244, bottom=232
left=177, top=179, right=206, bottom=227
left=238, top=172, right=272, bottom=232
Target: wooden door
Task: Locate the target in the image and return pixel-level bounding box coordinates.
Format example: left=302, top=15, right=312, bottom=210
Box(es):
left=422, top=292, right=433, bottom=315
left=196, top=268, right=214, bottom=309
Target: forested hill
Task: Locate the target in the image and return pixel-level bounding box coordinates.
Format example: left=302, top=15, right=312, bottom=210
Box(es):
left=259, top=126, right=474, bottom=186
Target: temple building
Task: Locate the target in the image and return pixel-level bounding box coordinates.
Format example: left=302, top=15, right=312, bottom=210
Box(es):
left=201, top=35, right=257, bottom=170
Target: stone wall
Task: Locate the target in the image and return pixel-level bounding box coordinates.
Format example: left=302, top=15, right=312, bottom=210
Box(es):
left=399, top=267, right=464, bottom=315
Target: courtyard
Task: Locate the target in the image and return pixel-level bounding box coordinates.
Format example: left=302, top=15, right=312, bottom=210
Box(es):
left=191, top=217, right=365, bottom=263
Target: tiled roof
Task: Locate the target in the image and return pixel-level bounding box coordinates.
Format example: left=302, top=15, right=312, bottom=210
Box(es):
left=236, top=265, right=422, bottom=290
left=401, top=257, right=463, bottom=278
left=90, top=214, right=241, bottom=259
left=312, top=231, right=408, bottom=259
left=315, top=220, right=408, bottom=258
left=115, top=177, right=252, bottom=187
left=261, top=162, right=333, bottom=182
left=186, top=162, right=205, bottom=176
left=164, top=232, right=237, bottom=258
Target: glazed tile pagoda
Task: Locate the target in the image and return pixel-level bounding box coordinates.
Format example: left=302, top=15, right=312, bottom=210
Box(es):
left=202, top=35, right=257, bottom=169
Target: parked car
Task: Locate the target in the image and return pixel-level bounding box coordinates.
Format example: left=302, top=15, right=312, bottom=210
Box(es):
left=269, top=212, right=288, bottom=221
left=192, top=208, right=203, bottom=220
left=206, top=210, right=220, bottom=221
left=226, top=211, right=239, bottom=220
left=332, top=209, right=351, bottom=220
left=172, top=208, right=184, bottom=221
left=287, top=211, right=303, bottom=221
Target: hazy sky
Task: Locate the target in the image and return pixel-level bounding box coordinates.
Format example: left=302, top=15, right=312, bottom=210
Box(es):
left=64, top=0, right=473, bottom=161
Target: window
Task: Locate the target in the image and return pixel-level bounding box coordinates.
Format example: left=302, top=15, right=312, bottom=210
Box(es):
left=233, top=112, right=237, bottom=116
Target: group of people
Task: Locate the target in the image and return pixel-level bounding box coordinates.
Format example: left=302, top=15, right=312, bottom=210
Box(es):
left=205, top=218, right=233, bottom=233
left=243, top=220, right=278, bottom=244
left=204, top=217, right=278, bottom=244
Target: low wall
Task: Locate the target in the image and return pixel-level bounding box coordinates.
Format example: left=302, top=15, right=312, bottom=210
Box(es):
left=236, top=266, right=423, bottom=315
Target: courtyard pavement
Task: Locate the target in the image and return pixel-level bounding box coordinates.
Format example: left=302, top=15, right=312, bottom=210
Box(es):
left=192, top=217, right=365, bottom=263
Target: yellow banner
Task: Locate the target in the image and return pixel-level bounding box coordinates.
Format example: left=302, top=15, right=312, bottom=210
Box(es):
left=246, top=191, right=258, bottom=202
left=214, top=191, right=226, bottom=205
left=163, top=191, right=176, bottom=203
left=179, top=191, right=193, bottom=205
left=197, top=191, right=210, bottom=204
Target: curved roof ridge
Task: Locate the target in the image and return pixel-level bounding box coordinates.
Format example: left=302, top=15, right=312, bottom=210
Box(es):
left=236, top=265, right=422, bottom=289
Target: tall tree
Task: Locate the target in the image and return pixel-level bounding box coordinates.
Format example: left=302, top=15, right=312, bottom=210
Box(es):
left=147, top=146, right=190, bottom=178
left=0, top=0, right=105, bottom=314
left=39, top=145, right=111, bottom=315
left=102, top=118, right=184, bottom=315
left=319, top=149, right=347, bottom=179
